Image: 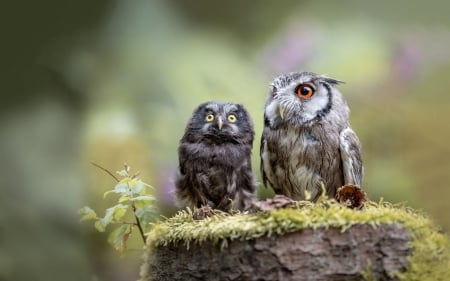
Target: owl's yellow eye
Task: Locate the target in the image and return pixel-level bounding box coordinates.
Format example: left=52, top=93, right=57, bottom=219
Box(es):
left=296, top=84, right=315, bottom=99
left=227, top=114, right=237, bottom=123
left=205, top=114, right=214, bottom=122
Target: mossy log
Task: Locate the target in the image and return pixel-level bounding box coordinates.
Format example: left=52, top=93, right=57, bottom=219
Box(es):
left=140, top=201, right=450, bottom=281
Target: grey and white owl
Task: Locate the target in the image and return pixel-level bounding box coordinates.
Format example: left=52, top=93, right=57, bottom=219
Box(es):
left=260, top=72, right=363, bottom=201
left=175, top=101, right=256, bottom=212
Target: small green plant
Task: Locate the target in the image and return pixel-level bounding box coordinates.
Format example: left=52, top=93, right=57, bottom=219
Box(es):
left=79, top=163, right=157, bottom=254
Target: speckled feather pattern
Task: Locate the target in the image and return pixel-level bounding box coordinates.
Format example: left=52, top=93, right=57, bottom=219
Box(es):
left=261, top=72, right=363, bottom=201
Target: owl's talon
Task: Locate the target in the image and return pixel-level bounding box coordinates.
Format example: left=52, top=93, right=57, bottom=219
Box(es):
left=192, top=205, right=215, bottom=220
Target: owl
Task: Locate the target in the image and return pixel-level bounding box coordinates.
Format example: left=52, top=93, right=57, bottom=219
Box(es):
left=260, top=72, right=363, bottom=202
left=175, top=101, right=256, bottom=212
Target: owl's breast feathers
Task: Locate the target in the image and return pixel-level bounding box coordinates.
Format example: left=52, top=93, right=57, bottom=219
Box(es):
left=179, top=141, right=251, bottom=170
left=176, top=140, right=254, bottom=210
left=261, top=122, right=345, bottom=200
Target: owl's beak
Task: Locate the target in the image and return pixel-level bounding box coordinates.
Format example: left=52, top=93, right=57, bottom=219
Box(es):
left=217, top=116, right=223, bottom=130
left=278, top=104, right=285, bottom=120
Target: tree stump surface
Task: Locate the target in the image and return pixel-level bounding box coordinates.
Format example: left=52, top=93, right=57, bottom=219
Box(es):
left=141, top=223, right=411, bottom=281
left=140, top=202, right=450, bottom=281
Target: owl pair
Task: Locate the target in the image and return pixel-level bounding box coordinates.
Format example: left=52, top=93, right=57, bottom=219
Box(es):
left=175, top=72, right=363, bottom=212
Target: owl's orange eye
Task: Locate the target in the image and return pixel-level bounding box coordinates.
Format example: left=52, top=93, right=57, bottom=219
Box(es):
left=296, top=84, right=314, bottom=99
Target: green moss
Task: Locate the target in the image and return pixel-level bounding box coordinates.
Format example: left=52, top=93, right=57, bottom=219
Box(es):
left=146, top=200, right=450, bottom=280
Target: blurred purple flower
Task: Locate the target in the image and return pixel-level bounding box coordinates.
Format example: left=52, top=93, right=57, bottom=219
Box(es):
left=392, top=28, right=450, bottom=82
left=158, top=168, right=177, bottom=206
left=260, top=23, right=320, bottom=74
left=391, top=39, right=422, bottom=81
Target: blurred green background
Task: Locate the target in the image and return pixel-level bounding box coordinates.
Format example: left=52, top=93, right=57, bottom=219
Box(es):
left=2, top=0, right=450, bottom=280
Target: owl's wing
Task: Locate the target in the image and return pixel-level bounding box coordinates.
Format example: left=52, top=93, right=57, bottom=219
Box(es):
left=339, top=127, right=363, bottom=186
left=260, top=133, right=269, bottom=188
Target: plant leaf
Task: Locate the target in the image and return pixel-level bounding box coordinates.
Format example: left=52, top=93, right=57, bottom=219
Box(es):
left=78, top=206, right=97, bottom=221
left=103, top=190, right=117, bottom=198
left=113, top=204, right=128, bottom=221
left=95, top=220, right=105, bottom=232
left=131, top=195, right=155, bottom=202
left=108, top=224, right=132, bottom=254
left=96, top=204, right=128, bottom=231
left=116, top=169, right=129, bottom=177
left=118, top=196, right=130, bottom=203
left=135, top=205, right=157, bottom=231
left=133, top=195, right=156, bottom=209
left=103, top=181, right=130, bottom=198
left=129, top=180, right=144, bottom=195
left=114, top=181, right=130, bottom=193
left=143, top=182, right=154, bottom=189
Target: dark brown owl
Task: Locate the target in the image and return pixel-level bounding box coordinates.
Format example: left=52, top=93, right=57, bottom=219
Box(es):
left=260, top=72, right=363, bottom=201
left=175, top=101, right=256, bottom=212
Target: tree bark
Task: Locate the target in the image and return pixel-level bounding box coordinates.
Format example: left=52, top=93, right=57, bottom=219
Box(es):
left=141, top=223, right=411, bottom=281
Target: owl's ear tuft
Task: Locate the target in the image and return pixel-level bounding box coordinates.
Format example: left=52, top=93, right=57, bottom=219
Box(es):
left=320, top=76, right=345, bottom=86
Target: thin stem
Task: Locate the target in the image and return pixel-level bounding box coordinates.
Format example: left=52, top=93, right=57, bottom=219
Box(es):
left=132, top=202, right=146, bottom=243
left=126, top=180, right=146, bottom=244
left=90, top=161, right=120, bottom=182
left=91, top=161, right=147, bottom=243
